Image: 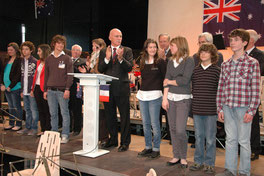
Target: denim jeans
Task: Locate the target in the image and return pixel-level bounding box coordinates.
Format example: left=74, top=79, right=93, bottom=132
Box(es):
left=47, top=90, right=70, bottom=138
left=223, top=105, right=251, bottom=176
left=5, top=89, right=23, bottom=127
left=139, top=97, right=162, bottom=151
left=23, top=95, right=39, bottom=130
left=193, top=114, right=217, bottom=166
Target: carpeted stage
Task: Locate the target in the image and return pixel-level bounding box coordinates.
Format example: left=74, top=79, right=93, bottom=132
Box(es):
left=0, top=127, right=262, bottom=176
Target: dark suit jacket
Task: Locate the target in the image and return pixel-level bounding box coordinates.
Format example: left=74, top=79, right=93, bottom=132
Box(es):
left=0, top=57, right=21, bottom=89
left=248, top=47, right=264, bottom=76
left=193, top=51, right=223, bottom=68
left=98, top=46, right=133, bottom=96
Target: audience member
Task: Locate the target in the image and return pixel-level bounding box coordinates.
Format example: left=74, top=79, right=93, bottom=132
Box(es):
left=158, top=33, right=171, bottom=143
left=69, top=44, right=86, bottom=136
left=31, top=44, right=52, bottom=136
left=98, top=28, right=133, bottom=152
left=137, top=39, right=167, bottom=159
left=190, top=43, right=220, bottom=174
left=158, top=33, right=172, bottom=60
left=246, top=29, right=264, bottom=161
left=0, top=42, right=23, bottom=131
left=162, top=36, right=194, bottom=168
left=17, top=41, right=39, bottom=136
left=193, top=32, right=223, bottom=67
left=216, top=29, right=260, bottom=176
left=44, top=35, right=73, bottom=144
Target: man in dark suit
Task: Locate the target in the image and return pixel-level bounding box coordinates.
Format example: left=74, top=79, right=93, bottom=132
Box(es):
left=158, top=33, right=172, bottom=60
left=158, top=33, right=171, bottom=143
left=69, top=44, right=86, bottom=136
left=246, top=29, right=264, bottom=161
left=98, top=28, right=133, bottom=152
left=193, top=32, right=223, bottom=67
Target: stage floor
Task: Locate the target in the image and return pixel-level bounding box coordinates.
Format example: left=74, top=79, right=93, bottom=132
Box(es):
left=0, top=125, right=263, bottom=176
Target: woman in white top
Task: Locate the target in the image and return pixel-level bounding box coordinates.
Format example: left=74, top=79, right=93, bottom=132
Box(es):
left=137, top=39, right=167, bottom=159
left=31, top=44, right=52, bottom=136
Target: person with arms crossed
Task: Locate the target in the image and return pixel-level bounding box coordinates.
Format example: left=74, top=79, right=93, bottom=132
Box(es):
left=162, top=36, right=194, bottom=168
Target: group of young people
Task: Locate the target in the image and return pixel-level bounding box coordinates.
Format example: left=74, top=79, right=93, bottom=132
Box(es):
left=0, top=35, right=106, bottom=144
left=0, top=27, right=262, bottom=176
left=137, top=28, right=261, bottom=176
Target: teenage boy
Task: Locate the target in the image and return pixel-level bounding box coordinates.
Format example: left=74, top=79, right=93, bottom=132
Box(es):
left=17, top=41, right=39, bottom=136
left=44, top=35, right=73, bottom=144
left=190, top=43, right=220, bottom=174
left=216, top=29, right=260, bottom=176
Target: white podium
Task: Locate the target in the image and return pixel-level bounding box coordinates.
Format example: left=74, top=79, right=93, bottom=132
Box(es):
left=68, top=73, right=118, bottom=158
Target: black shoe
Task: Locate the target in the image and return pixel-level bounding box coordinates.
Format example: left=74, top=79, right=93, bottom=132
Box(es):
left=73, top=131, right=80, bottom=136
left=251, top=153, right=259, bottom=161
left=118, top=145, right=129, bottom=152
left=148, top=151, right=160, bottom=159
left=166, top=159, right=180, bottom=166
left=138, top=149, right=152, bottom=157
left=102, top=140, right=118, bottom=149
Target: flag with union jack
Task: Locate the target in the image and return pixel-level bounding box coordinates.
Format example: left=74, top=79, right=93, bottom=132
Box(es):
left=34, top=0, right=54, bottom=19
left=203, top=0, right=264, bottom=46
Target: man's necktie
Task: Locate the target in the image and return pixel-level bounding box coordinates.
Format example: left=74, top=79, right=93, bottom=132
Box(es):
left=113, top=48, right=117, bottom=64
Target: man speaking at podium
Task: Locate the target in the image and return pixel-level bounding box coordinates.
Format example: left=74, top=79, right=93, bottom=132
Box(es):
left=98, top=28, right=133, bottom=152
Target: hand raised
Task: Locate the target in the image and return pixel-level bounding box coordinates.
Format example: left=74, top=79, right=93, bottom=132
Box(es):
left=105, top=46, right=112, bottom=60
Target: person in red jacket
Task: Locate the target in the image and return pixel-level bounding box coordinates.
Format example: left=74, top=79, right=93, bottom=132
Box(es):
left=31, top=44, right=51, bottom=136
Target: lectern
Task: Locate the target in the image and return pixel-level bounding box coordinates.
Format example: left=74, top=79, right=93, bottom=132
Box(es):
left=68, top=73, right=118, bottom=158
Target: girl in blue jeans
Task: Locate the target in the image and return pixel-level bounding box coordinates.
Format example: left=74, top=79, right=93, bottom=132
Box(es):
left=190, top=43, right=220, bottom=174
left=136, top=39, right=167, bottom=159
left=1, top=42, right=23, bottom=131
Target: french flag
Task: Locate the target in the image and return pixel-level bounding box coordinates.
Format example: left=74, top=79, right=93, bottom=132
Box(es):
left=99, top=85, right=110, bottom=102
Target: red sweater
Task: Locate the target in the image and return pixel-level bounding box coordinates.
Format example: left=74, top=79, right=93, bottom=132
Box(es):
left=32, top=60, right=45, bottom=92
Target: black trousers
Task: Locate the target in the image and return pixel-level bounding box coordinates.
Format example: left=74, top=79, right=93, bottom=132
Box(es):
left=104, top=95, right=131, bottom=146
left=250, top=109, right=261, bottom=155
left=34, top=85, right=51, bottom=132
left=69, top=90, right=83, bottom=133
left=99, top=109, right=109, bottom=142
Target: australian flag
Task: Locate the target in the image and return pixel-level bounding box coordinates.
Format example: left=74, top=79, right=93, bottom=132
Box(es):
left=34, top=0, right=54, bottom=19
left=203, top=0, right=264, bottom=47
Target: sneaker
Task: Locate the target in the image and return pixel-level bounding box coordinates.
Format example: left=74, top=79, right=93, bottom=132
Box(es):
left=204, top=165, right=215, bottom=174
left=17, top=128, right=30, bottom=134
left=189, top=163, right=204, bottom=171
left=215, top=169, right=235, bottom=176
left=12, top=126, right=22, bottom=131
left=138, top=149, right=152, bottom=157
left=148, top=151, right=160, bottom=159
left=28, top=129, right=37, bottom=136
left=61, top=136, right=69, bottom=144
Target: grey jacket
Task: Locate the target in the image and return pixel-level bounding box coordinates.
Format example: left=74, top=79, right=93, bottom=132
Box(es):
left=165, top=56, right=194, bottom=94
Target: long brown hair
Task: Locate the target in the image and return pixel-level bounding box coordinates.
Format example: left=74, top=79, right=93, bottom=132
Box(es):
left=170, top=36, right=189, bottom=63
left=139, top=39, right=159, bottom=71
left=38, top=44, right=51, bottom=61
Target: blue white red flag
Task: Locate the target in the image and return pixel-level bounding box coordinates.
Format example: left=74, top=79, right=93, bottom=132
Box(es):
left=99, top=85, right=110, bottom=102
left=34, top=0, right=54, bottom=19
left=203, top=0, right=264, bottom=46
